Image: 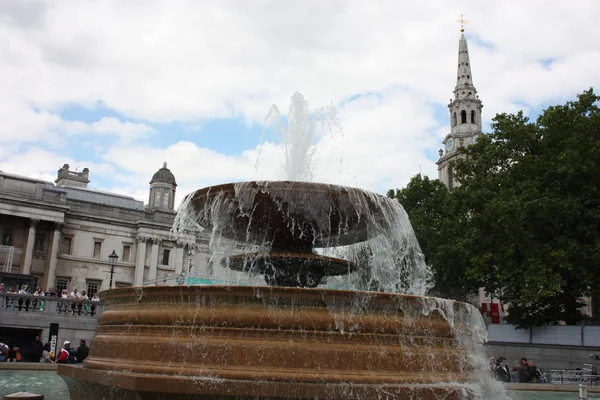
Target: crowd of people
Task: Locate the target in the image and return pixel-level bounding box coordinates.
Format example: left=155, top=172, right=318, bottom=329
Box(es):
left=489, top=357, right=546, bottom=383
left=1, top=283, right=100, bottom=314
left=0, top=336, right=89, bottom=364
left=1, top=283, right=100, bottom=301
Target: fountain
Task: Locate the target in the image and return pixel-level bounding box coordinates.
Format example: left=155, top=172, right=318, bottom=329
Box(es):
left=58, top=93, right=505, bottom=399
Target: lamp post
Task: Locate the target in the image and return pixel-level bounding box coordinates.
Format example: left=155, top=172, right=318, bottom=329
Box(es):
left=108, top=250, right=119, bottom=289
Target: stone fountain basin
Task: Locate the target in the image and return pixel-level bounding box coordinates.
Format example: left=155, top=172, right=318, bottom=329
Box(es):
left=58, top=286, right=478, bottom=400
left=187, top=181, right=384, bottom=249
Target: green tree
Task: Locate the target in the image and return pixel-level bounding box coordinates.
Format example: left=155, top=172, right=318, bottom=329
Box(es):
left=387, top=174, right=480, bottom=300
left=453, top=89, right=600, bottom=327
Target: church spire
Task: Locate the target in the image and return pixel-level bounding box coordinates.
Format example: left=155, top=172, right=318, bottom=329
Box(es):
left=454, top=15, right=475, bottom=98
left=456, top=31, right=474, bottom=89
left=436, top=17, right=484, bottom=189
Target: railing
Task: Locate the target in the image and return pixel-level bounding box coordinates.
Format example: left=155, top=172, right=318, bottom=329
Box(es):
left=0, top=293, right=101, bottom=318
left=549, top=364, right=598, bottom=385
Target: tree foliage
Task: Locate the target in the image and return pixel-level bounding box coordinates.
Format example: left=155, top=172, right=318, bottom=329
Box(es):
left=388, top=89, right=600, bottom=327
left=387, top=175, right=480, bottom=301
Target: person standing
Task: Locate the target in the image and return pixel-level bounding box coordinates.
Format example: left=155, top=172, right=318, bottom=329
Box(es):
left=494, top=358, right=511, bottom=382
left=517, top=358, right=530, bottom=383
left=31, top=336, right=44, bottom=363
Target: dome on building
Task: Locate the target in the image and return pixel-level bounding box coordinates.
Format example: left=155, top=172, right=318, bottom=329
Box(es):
left=150, top=162, right=177, bottom=186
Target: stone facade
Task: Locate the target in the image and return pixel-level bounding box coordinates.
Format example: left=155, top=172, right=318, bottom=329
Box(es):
left=0, top=164, right=210, bottom=296
left=436, top=28, right=483, bottom=189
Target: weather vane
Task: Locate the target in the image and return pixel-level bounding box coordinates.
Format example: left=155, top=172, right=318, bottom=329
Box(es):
left=457, top=14, right=468, bottom=36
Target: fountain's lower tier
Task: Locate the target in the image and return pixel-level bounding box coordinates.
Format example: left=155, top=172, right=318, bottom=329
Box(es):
left=58, top=286, right=478, bottom=400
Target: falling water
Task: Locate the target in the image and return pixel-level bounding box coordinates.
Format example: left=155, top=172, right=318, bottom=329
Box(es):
left=57, top=96, right=510, bottom=399
left=169, top=92, right=510, bottom=399
left=174, top=180, right=433, bottom=295
left=173, top=92, right=434, bottom=294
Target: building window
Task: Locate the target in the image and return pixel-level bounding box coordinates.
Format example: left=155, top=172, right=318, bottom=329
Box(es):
left=56, top=278, right=70, bottom=292
left=93, top=241, right=102, bottom=258
left=122, top=245, right=131, bottom=262
left=162, top=249, right=170, bottom=266
left=86, top=281, right=101, bottom=297
left=33, top=275, right=40, bottom=289
left=460, top=110, right=467, bottom=124
left=34, top=233, right=45, bottom=252
left=163, top=190, right=170, bottom=207
left=61, top=236, right=72, bottom=255
left=2, top=230, right=13, bottom=246
left=471, top=110, right=476, bottom=124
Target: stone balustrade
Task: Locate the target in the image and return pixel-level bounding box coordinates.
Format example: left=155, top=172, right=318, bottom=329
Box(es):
left=0, top=293, right=100, bottom=352
left=0, top=293, right=101, bottom=318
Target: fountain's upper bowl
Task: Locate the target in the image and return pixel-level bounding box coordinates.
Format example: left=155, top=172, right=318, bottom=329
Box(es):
left=186, top=181, right=383, bottom=249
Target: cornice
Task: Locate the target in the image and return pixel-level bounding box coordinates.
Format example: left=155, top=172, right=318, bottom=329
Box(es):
left=65, top=212, right=140, bottom=229
left=0, top=196, right=70, bottom=213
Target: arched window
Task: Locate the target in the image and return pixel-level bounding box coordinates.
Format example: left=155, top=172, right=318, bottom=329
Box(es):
left=471, top=110, right=476, bottom=124
left=163, top=190, right=170, bottom=208
left=452, top=113, right=457, bottom=127
left=461, top=110, right=467, bottom=124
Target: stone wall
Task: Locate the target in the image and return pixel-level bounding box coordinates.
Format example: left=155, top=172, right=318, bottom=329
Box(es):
left=485, top=342, right=599, bottom=371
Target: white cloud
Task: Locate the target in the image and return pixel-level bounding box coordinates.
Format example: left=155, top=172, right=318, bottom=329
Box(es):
left=1, top=0, right=599, bottom=202
left=0, top=147, right=115, bottom=183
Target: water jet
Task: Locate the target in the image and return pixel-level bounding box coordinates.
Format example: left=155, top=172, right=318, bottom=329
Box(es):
left=58, top=92, right=504, bottom=399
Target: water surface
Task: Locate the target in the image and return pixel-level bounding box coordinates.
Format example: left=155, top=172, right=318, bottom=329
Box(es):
left=0, top=370, right=69, bottom=400
left=0, top=370, right=597, bottom=400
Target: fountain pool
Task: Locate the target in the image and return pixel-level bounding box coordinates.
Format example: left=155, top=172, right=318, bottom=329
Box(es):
left=58, top=92, right=507, bottom=399
left=1, top=371, right=596, bottom=400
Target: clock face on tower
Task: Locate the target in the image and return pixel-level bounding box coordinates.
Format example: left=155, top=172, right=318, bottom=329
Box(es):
left=446, top=138, right=455, bottom=152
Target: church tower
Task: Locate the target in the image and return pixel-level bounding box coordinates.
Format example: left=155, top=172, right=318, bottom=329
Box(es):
left=437, top=21, right=483, bottom=189
left=148, top=162, right=177, bottom=211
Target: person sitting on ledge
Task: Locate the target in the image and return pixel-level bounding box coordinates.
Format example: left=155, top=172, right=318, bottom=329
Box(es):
left=40, top=343, right=55, bottom=363
left=76, top=340, right=89, bottom=363
left=57, top=340, right=76, bottom=364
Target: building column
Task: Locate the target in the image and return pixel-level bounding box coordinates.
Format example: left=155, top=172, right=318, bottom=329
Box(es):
left=148, top=239, right=160, bottom=284
left=21, top=218, right=39, bottom=275
left=174, top=243, right=185, bottom=275
left=134, top=236, right=148, bottom=286
left=44, top=223, right=62, bottom=290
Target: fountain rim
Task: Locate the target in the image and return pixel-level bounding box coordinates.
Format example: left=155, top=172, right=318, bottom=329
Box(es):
left=98, top=285, right=466, bottom=307
left=185, top=180, right=387, bottom=200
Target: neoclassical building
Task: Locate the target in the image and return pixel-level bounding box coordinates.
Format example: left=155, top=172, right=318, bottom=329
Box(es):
left=436, top=26, right=484, bottom=189
left=0, top=163, right=209, bottom=297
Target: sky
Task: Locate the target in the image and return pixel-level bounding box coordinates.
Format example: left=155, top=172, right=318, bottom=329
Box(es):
left=1, top=0, right=599, bottom=206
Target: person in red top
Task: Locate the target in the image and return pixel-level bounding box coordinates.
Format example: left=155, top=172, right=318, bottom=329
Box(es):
left=57, top=340, right=71, bottom=363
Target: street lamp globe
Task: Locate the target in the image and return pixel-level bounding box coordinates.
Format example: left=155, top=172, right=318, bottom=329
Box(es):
left=108, top=250, right=119, bottom=265
left=108, top=250, right=119, bottom=289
